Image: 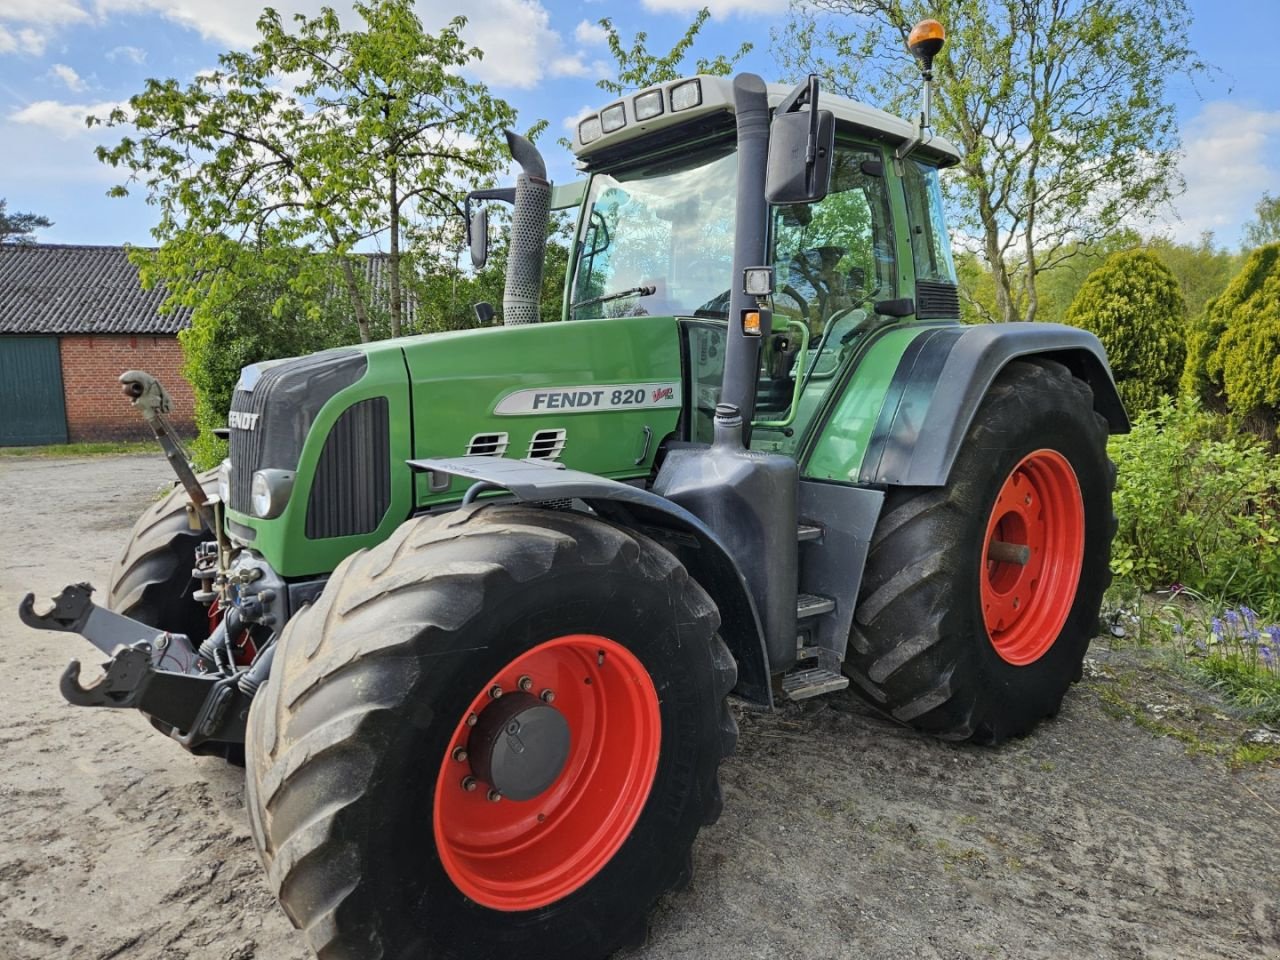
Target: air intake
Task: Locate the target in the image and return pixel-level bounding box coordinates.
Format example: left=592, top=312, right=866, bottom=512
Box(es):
left=528, top=428, right=567, bottom=460
left=467, top=433, right=509, bottom=457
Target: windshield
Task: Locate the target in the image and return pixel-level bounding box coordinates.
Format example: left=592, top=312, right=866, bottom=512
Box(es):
left=570, top=143, right=737, bottom=321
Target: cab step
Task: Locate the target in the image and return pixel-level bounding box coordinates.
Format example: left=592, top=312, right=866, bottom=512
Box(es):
left=796, top=592, right=835, bottom=620
left=781, top=667, right=849, bottom=701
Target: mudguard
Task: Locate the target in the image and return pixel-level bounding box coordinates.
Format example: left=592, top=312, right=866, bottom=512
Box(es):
left=408, top=456, right=774, bottom=707
left=858, top=322, right=1129, bottom=487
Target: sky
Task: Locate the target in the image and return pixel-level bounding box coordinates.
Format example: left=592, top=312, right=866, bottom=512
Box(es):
left=0, top=0, right=1275, bottom=250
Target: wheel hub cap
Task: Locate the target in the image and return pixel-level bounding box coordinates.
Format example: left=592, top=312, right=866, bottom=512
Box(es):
left=470, top=693, right=571, bottom=801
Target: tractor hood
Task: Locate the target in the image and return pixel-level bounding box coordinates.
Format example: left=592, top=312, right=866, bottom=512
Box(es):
left=224, top=314, right=685, bottom=577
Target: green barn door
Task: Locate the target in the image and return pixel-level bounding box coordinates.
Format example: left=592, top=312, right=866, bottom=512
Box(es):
left=0, top=336, right=68, bottom=446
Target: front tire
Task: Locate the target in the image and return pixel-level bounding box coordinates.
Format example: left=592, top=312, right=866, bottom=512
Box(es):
left=246, top=504, right=736, bottom=960
left=106, top=470, right=216, bottom=641
left=844, top=359, right=1114, bottom=744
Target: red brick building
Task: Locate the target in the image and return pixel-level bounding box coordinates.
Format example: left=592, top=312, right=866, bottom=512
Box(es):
left=0, top=244, right=195, bottom=445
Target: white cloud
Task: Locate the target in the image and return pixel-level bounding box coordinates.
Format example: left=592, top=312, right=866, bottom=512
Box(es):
left=574, top=19, right=607, bottom=45
left=549, top=55, right=590, bottom=78
left=10, top=98, right=123, bottom=138
left=106, top=44, right=146, bottom=64
left=50, top=63, right=86, bottom=91
left=0, top=0, right=88, bottom=24
left=639, top=0, right=787, bottom=14
left=1165, top=101, right=1280, bottom=246
left=0, top=24, right=50, bottom=54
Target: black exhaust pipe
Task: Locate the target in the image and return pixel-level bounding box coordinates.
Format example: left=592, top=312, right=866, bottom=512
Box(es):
left=502, top=130, right=552, bottom=326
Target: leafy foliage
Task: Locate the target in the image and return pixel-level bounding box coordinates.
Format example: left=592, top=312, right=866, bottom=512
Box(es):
left=1064, top=249, right=1186, bottom=414
left=0, top=199, right=52, bottom=244
left=595, top=8, right=752, bottom=96
left=164, top=241, right=358, bottom=468
left=778, top=0, right=1203, bottom=323
left=93, top=0, right=519, bottom=341
left=1183, top=243, right=1280, bottom=441
left=1108, top=399, right=1280, bottom=602
left=1242, top=193, right=1280, bottom=251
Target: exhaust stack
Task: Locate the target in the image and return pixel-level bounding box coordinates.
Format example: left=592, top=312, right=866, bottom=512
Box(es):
left=502, top=131, right=551, bottom=325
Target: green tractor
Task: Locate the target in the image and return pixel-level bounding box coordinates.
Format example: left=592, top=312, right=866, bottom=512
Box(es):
left=21, top=22, right=1125, bottom=960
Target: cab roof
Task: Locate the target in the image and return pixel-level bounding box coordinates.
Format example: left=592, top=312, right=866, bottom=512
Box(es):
left=570, top=75, right=961, bottom=170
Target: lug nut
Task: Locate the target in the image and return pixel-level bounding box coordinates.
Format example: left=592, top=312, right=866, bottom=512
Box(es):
left=597, top=650, right=605, bottom=666
left=489, top=685, right=503, bottom=699
left=452, top=747, right=468, bottom=763
left=518, top=675, right=533, bottom=692
left=540, top=689, right=555, bottom=703
left=461, top=776, right=478, bottom=792
left=465, top=713, right=478, bottom=727
left=487, top=789, right=502, bottom=803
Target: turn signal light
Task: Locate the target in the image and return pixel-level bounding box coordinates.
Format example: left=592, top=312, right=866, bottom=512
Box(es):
left=742, top=310, right=762, bottom=336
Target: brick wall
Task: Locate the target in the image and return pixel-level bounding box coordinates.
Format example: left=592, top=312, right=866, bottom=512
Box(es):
left=59, top=334, right=195, bottom=441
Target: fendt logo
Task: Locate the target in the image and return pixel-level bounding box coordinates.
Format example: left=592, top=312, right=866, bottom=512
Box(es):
left=228, top=411, right=260, bottom=431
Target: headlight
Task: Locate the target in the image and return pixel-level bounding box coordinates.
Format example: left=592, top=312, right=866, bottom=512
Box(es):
left=217, top=459, right=231, bottom=505
left=250, top=469, right=295, bottom=519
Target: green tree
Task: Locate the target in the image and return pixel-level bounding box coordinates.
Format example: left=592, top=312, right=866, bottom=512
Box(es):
left=0, top=199, right=52, bottom=244
left=778, top=0, right=1203, bottom=323
left=172, top=239, right=357, bottom=467
left=93, top=0, right=519, bottom=341
left=1242, top=193, right=1280, bottom=251
left=596, top=7, right=752, bottom=95
left=1064, top=249, right=1186, bottom=415
left=1144, top=232, right=1240, bottom=321
left=1182, top=243, right=1280, bottom=442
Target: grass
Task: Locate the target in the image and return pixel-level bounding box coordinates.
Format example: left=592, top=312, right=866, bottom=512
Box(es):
left=0, top=440, right=160, bottom=458
left=1100, top=581, right=1280, bottom=764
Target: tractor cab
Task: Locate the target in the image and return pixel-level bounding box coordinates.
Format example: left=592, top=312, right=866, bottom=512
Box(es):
left=561, top=74, right=961, bottom=453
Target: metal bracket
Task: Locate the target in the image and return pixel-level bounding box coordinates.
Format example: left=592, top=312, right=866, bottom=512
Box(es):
left=19, top=582, right=196, bottom=665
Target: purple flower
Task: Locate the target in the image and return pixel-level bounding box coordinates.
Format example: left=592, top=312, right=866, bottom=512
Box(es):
left=1242, top=606, right=1257, bottom=628
left=1212, top=617, right=1224, bottom=638
left=1173, top=623, right=1184, bottom=637
left=1263, top=646, right=1274, bottom=662
left=1268, top=626, right=1280, bottom=646
left=1169, top=582, right=1185, bottom=596
left=1225, top=609, right=1239, bottom=627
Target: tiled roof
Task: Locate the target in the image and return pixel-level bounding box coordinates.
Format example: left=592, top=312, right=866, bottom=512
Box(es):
left=0, top=244, right=191, bottom=335
left=0, top=243, right=415, bottom=336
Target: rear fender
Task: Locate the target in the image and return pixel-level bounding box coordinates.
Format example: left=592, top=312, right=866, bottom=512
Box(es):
left=408, top=456, right=773, bottom=707
left=858, top=323, right=1129, bottom=487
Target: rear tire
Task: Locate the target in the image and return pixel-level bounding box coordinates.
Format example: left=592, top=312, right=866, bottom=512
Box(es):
left=245, top=503, right=736, bottom=960
left=106, top=470, right=216, bottom=641
left=844, top=359, right=1114, bottom=744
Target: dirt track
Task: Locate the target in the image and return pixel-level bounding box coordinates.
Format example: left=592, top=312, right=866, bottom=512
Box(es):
left=1, top=454, right=1277, bottom=960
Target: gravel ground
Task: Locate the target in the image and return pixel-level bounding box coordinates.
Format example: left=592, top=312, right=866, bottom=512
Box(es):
left=1, top=454, right=1277, bottom=960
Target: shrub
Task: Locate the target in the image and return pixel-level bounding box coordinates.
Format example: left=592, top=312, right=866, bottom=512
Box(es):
left=1064, top=249, right=1186, bottom=416
left=1108, top=398, right=1280, bottom=601
left=173, top=249, right=357, bottom=468
left=1182, top=242, right=1280, bottom=442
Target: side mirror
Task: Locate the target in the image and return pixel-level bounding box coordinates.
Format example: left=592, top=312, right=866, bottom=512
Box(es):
left=765, top=109, right=835, bottom=205
left=765, top=75, right=835, bottom=206
left=469, top=207, right=489, bottom=269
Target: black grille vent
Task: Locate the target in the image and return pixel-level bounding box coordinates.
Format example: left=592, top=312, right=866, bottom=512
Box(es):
left=916, top=280, right=961, bottom=319
left=467, top=433, right=508, bottom=456
left=305, top=397, right=391, bottom=539
left=528, top=428, right=566, bottom=460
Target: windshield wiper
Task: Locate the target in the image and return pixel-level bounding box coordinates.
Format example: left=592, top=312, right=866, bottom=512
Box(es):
left=571, top=284, right=656, bottom=311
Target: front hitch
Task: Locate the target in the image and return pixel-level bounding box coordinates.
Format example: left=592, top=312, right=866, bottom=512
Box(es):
left=19, top=583, right=250, bottom=751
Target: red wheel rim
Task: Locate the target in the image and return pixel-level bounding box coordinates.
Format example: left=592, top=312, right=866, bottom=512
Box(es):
left=433, top=634, right=661, bottom=911
left=980, top=449, right=1085, bottom=666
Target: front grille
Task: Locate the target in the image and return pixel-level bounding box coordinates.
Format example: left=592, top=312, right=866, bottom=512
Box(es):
left=305, top=397, right=391, bottom=539
left=916, top=280, right=961, bottom=320
left=226, top=351, right=366, bottom=514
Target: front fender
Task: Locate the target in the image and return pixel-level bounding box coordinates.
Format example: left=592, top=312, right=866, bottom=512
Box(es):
left=408, top=456, right=773, bottom=707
